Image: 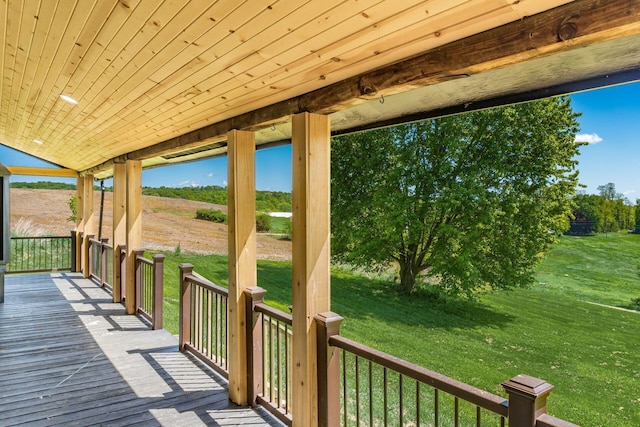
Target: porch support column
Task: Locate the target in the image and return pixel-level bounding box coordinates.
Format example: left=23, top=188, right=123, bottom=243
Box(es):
left=112, top=162, right=126, bottom=303
left=291, top=112, right=331, bottom=427
left=82, top=175, right=95, bottom=278
left=227, top=129, right=257, bottom=405
left=74, top=177, right=84, bottom=272
left=125, top=160, right=142, bottom=315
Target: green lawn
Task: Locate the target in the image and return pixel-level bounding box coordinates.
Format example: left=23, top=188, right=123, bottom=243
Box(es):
left=154, top=232, right=640, bottom=426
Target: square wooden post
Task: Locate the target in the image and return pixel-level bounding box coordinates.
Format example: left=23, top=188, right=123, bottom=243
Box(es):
left=291, top=112, right=331, bottom=427
left=125, top=160, right=142, bottom=315
left=502, top=375, right=554, bottom=427
left=227, top=129, right=257, bottom=405
left=244, top=286, right=266, bottom=405
left=152, top=254, right=165, bottom=330
left=133, top=248, right=145, bottom=314
left=316, top=312, right=343, bottom=427
left=112, top=162, right=126, bottom=303
left=179, top=263, right=194, bottom=351
left=82, top=175, right=95, bottom=278
left=75, top=177, right=84, bottom=273
left=100, top=237, right=109, bottom=286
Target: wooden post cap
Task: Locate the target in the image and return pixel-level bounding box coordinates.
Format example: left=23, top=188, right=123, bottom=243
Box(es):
left=502, top=375, right=554, bottom=398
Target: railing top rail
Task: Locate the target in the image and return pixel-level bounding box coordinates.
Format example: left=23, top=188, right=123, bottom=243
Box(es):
left=10, top=236, right=71, bottom=240
left=329, top=334, right=509, bottom=417
left=183, top=273, right=228, bottom=297
left=135, top=254, right=153, bottom=266
left=536, top=414, right=581, bottom=427
left=104, top=242, right=114, bottom=250
left=255, top=302, right=292, bottom=325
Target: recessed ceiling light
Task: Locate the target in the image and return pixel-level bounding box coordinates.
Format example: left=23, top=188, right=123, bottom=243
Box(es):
left=60, top=94, right=78, bottom=104
left=33, top=139, right=44, bottom=145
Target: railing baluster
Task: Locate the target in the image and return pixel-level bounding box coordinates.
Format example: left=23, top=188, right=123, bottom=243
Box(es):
left=342, top=349, right=347, bottom=427
left=435, top=388, right=439, bottom=427
left=417, top=380, right=421, bottom=427
left=207, top=290, right=213, bottom=358
left=262, top=315, right=267, bottom=397
left=399, top=373, right=403, bottom=427
left=214, top=293, right=219, bottom=362
left=269, top=317, right=274, bottom=403
left=455, top=396, right=459, bottom=427
left=285, top=324, right=290, bottom=415
left=369, top=360, right=373, bottom=426
left=384, top=367, right=388, bottom=427
left=355, top=355, right=360, bottom=425
left=276, top=319, right=281, bottom=408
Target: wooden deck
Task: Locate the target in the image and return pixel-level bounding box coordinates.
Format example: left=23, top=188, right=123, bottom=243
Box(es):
left=0, top=273, right=283, bottom=427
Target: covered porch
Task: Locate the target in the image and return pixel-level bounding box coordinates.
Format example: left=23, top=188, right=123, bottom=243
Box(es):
left=0, top=272, right=281, bottom=426
left=2, top=1, right=640, bottom=425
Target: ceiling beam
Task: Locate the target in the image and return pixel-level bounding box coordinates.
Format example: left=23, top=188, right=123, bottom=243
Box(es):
left=81, top=0, right=640, bottom=177
left=6, top=166, right=78, bottom=178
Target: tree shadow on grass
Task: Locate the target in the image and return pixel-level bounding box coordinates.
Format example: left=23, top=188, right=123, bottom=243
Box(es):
left=256, top=262, right=515, bottom=331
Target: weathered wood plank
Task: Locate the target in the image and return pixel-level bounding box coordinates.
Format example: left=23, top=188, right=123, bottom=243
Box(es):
left=0, top=273, right=282, bottom=427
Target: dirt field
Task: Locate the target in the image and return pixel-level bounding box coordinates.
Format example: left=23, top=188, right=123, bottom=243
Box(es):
left=10, top=188, right=292, bottom=261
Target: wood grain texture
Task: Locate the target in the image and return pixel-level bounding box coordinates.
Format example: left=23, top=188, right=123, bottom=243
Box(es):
left=2, top=0, right=585, bottom=174
left=291, top=113, right=331, bottom=427
left=0, top=273, right=282, bottom=426
left=80, top=0, right=640, bottom=178
left=226, top=130, right=257, bottom=406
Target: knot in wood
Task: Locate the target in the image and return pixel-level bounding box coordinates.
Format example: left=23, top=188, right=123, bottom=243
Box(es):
left=357, top=77, right=378, bottom=97
left=557, top=14, right=580, bottom=41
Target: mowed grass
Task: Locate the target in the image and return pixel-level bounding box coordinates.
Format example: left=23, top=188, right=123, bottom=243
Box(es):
left=155, top=232, right=640, bottom=426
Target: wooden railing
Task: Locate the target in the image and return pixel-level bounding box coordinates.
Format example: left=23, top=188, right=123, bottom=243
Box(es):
left=134, top=249, right=164, bottom=330
left=86, top=242, right=163, bottom=330
left=249, top=291, right=293, bottom=424
left=329, top=334, right=507, bottom=426
left=316, top=313, right=580, bottom=427
left=88, top=237, right=113, bottom=290
left=7, top=235, right=73, bottom=274
left=176, top=268, right=580, bottom=427
left=179, top=264, right=229, bottom=379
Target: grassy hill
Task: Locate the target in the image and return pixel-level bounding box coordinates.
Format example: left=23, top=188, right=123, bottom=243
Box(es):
left=155, top=232, right=640, bottom=426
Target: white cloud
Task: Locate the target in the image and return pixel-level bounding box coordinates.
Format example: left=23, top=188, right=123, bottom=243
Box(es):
left=622, top=189, right=636, bottom=196
left=575, top=133, right=603, bottom=144
left=178, top=180, right=198, bottom=187
left=222, top=180, right=228, bottom=187
left=207, top=173, right=213, bottom=177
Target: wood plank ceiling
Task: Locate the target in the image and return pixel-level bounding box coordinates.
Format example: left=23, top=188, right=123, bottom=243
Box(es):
left=1, top=0, right=639, bottom=178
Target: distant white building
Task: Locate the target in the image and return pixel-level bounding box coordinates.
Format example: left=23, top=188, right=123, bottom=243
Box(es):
left=269, top=212, right=292, bottom=218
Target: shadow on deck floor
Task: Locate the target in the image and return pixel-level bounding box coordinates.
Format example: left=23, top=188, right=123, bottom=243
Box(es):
left=0, top=272, right=283, bottom=427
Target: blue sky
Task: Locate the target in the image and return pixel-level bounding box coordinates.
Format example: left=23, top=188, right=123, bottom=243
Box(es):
left=1, top=81, right=638, bottom=197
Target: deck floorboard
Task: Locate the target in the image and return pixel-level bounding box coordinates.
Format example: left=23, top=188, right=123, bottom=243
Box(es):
left=0, top=273, right=282, bottom=427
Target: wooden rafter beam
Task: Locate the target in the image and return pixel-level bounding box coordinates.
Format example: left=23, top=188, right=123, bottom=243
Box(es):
left=6, top=166, right=78, bottom=178
left=82, top=0, right=640, bottom=177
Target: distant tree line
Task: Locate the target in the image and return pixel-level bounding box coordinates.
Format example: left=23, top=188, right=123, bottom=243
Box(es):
left=569, top=183, right=639, bottom=234
left=10, top=181, right=292, bottom=213
left=10, top=181, right=76, bottom=190
left=143, top=185, right=291, bottom=212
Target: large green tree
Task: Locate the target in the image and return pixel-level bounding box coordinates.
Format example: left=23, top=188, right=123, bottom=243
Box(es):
left=331, top=97, right=582, bottom=296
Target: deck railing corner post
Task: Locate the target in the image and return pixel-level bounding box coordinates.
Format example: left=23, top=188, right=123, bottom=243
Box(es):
left=502, top=375, right=554, bottom=427
left=84, top=234, right=94, bottom=278
left=70, top=230, right=77, bottom=272
left=100, top=237, right=109, bottom=287
left=244, top=286, right=266, bottom=406
left=133, top=248, right=145, bottom=313
left=179, top=263, right=194, bottom=351
left=152, top=254, right=165, bottom=330
left=315, top=311, right=344, bottom=427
